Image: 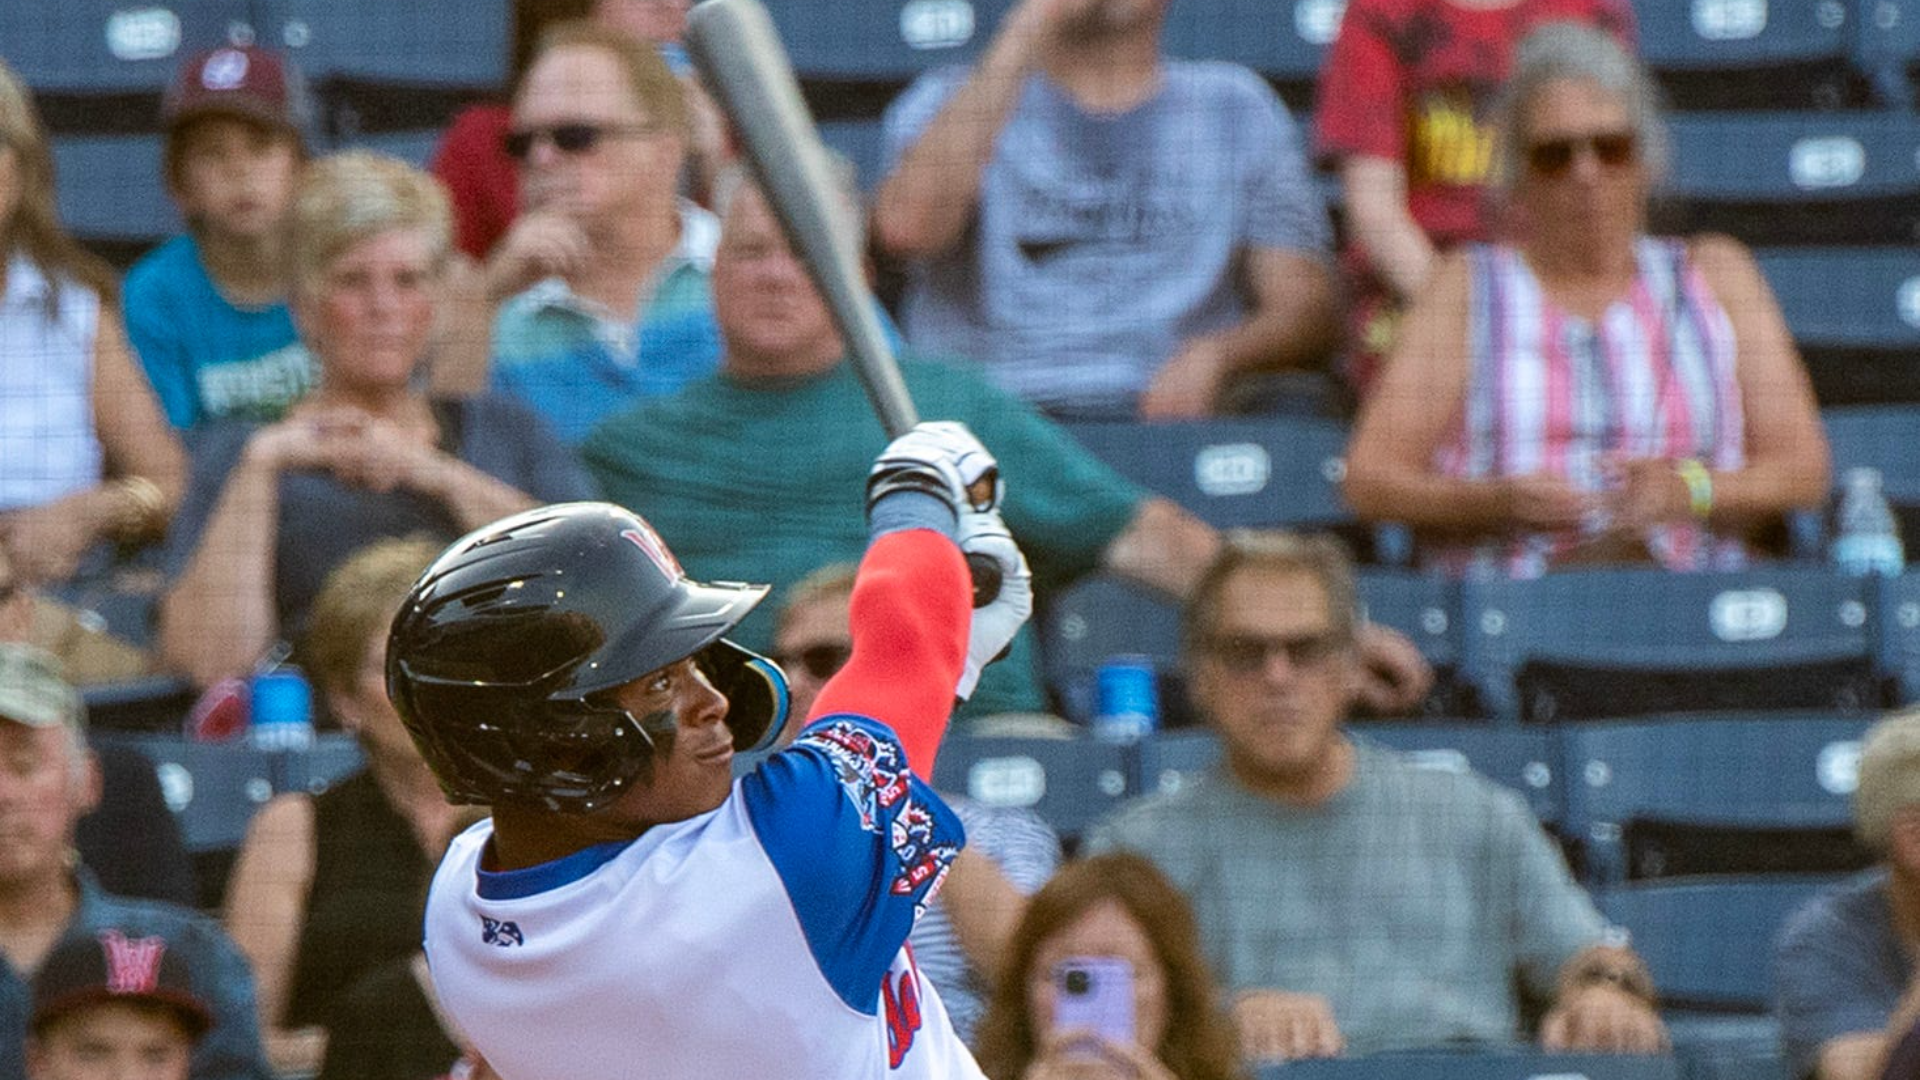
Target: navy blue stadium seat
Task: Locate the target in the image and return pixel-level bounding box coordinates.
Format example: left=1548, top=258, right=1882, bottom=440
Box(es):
left=1666, top=112, right=1920, bottom=247
left=80, top=675, right=199, bottom=733
left=1039, top=576, right=1180, bottom=726
left=1599, top=879, right=1833, bottom=1012
left=275, top=733, right=366, bottom=796
left=254, top=0, right=507, bottom=134
left=1159, top=0, right=1345, bottom=106
left=51, top=133, right=180, bottom=252
left=766, top=0, right=1020, bottom=85
left=1879, top=570, right=1920, bottom=703
left=1854, top=0, right=1920, bottom=107
left=1460, top=568, right=1882, bottom=723
left=1254, top=1049, right=1681, bottom=1080
left=1823, top=405, right=1920, bottom=512
left=93, top=734, right=279, bottom=854
left=931, top=734, right=1130, bottom=843
left=1631, top=0, right=1867, bottom=109
left=1758, top=251, right=1920, bottom=405
left=0, top=1, right=250, bottom=132
left=1355, top=570, right=1471, bottom=716
left=1063, top=416, right=1353, bottom=532
left=1131, top=729, right=1220, bottom=799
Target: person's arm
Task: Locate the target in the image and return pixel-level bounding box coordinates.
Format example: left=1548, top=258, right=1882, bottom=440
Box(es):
left=422, top=254, right=494, bottom=398
left=1539, top=944, right=1668, bottom=1053
left=1098, top=497, right=1222, bottom=600
left=940, top=807, right=1059, bottom=982
left=220, top=795, right=321, bottom=1077
left=1341, top=155, right=1436, bottom=302
left=872, top=0, right=1088, bottom=259
left=1140, top=248, right=1340, bottom=419
left=1343, top=252, right=1594, bottom=536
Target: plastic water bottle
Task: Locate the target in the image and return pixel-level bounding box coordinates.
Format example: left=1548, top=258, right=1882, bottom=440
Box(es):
left=250, top=667, right=316, bottom=752
left=1831, top=467, right=1906, bottom=577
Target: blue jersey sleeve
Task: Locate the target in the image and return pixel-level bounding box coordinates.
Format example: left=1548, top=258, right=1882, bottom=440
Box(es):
left=741, top=716, right=965, bottom=1015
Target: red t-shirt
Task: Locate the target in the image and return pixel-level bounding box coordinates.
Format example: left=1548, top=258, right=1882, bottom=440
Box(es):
left=431, top=104, right=519, bottom=260
left=1315, top=0, right=1636, bottom=248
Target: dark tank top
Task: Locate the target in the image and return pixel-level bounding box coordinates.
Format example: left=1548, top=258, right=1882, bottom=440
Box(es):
left=285, top=770, right=435, bottom=1029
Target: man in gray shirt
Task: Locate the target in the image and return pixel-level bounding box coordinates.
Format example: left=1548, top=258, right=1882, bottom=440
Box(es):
left=1084, top=531, right=1668, bottom=1062
left=873, top=0, right=1337, bottom=418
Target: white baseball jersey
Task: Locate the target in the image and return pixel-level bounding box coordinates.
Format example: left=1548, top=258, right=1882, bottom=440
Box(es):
left=423, top=716, right=987, bottom=1080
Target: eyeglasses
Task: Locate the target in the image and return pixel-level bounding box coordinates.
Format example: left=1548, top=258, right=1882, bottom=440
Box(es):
left=1199, top=631, right=1345, bottom=674
left=1526, top=130, right=1637, bottom=178
left=775, top=642, right=852, bottom=682
left=502, top=122, right=657, bottom=162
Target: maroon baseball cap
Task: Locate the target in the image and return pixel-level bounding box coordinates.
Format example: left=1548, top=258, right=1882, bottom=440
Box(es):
left=163, top=44, right=312, bottom=143
left=31, top=928, right=213, bottom=1040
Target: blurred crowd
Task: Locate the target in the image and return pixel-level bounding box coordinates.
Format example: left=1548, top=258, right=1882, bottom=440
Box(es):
left=0, top=0, right=1888, bottom=1078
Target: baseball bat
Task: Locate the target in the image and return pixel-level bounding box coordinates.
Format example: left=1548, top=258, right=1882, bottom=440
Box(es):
left=686, top=0, right=1002, bottom=606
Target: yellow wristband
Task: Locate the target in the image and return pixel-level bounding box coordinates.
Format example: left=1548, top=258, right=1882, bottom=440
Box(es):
left=1674, top=459, right=1713, bottom=521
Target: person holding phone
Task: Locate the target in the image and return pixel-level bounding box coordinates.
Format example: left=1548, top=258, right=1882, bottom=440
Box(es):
left=972, top=853, right=1246, bottom=1080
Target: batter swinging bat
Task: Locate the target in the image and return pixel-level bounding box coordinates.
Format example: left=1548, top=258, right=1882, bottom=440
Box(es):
left=686, top=0, right=1002, bottom=604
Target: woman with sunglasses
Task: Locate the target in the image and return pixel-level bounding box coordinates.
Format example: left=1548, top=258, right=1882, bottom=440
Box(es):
left=1343, top=22, right=1828, bottom=579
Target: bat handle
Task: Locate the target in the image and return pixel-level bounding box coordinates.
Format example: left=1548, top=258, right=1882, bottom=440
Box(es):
left=966, top=552, right=1003, bottom=609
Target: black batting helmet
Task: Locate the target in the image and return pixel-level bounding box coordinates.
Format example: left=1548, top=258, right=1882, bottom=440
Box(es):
left=385, top=502, right=789, bottom=813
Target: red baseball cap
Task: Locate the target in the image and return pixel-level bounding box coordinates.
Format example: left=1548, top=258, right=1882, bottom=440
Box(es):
left=163, top=44, right=312, bottom=143
left=31, top=928, right=214, bottom=1041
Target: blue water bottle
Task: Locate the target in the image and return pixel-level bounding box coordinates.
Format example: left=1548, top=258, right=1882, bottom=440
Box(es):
left=1094, top=656, right=1159, bottom=744
left=250, top=666, right=315, bottom=752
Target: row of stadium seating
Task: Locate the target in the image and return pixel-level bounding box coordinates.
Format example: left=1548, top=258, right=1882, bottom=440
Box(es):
left=7, top=0, right=1920, bottom=114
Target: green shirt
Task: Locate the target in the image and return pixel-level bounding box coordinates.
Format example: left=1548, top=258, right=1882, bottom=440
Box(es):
left=580, top=355, right=1143, bottom=717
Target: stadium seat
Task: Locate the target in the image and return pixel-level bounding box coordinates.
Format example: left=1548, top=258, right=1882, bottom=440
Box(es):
left=1631, top=0, right=1867, bottom=109
left=765, top=0, right=1020, bottom=85
left=1459, top=567, right=1883, bottom=723
left=1355, top=570, right=1472, bottom=716
left=92, top=734, right=278, bottom=854
left=1854, top=0, right=1920, bottom=107
left=1132, top=729, right=1220, bottom=799
left=80, top=675, right=199, bottom=733
left=1759, top=251, right=1920, bottom=405
left=930, top=734, right=1130, bottom=844
left=50, top=133, right=180, bottom=257
left=1159, top=0, right=1345, bottom=107
left=1559, top=714, right=1870, bottom=884
left=1823, top=406, right=1920, bottom=528
left=1666, top=112, right=1920, bottom=247
left=1253, top=1049, right=1682, bottom=1080
left=0, top=0, right=250, bottom=132
left=275, top=733, right=366, bottom=796
left=1038, top=576, right=1181, bottom=726
left=1599, top=879, right=1835, bottom=1012
left=1880, top=570, right=1920, bottom=703
left=1063, top=416, right=1353, bottom=532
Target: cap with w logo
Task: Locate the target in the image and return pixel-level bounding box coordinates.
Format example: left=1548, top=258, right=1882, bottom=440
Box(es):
left=30, top=928, right=213, bottom=1039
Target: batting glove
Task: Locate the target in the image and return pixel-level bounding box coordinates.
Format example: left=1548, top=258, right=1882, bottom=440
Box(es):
left=867, top=421, right=1003, bottom=523
left=955, top=509, right=1032, bottom=701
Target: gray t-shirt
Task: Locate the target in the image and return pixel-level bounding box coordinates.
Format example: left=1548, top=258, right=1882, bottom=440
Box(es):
left=1774, top=869, right=1908, bottom=1079
left=881, top=60, right=1331, bottom=413
left=1084, top=739, right=1608, bottom=1055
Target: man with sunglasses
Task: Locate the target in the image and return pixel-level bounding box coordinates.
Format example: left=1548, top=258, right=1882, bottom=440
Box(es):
left=1085, top=530, right=1667, bottom=1063
left=487, top=20, right=723, bottom=444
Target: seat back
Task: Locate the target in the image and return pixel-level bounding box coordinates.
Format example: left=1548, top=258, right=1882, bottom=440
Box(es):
left=1632, top=0, right=1864, bottom=108
left=1039, top=576, right=1182, bottom=726
left=1597, top=878, right=1837, bottom=1011
left=930, top=735, right=1130, bottom=845
left=1158, top=0, right=1343, bottom=107
left=766, top=0, right=1021, bottom=85
left=1064, top=416, right=1353, bottom=532
left=0, top=1, right=250, bottom=131
left=94, top=734, right=279, bottom=853
left=1761, top=253, right=1920, bottom=405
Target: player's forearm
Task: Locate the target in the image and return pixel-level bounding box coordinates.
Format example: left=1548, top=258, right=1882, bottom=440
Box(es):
left=809, top=529, right=969, bottom=777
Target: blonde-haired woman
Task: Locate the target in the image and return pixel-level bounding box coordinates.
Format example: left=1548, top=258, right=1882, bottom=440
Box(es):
left=158, top=151, right=593, bottom=688
left=0, top=60, right=185, bottom=592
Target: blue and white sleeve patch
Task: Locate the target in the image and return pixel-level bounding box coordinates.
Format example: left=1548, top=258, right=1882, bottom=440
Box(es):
left=743, top=716, right=965, bottom=1015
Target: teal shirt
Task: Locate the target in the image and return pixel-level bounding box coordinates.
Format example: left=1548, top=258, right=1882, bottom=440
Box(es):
left=580, top=355, right=1143, bottom=718
left=123, top=235, right=309, bottom=429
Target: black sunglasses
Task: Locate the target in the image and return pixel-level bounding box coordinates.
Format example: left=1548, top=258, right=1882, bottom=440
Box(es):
left=502, top=122, right=655, bottom=162
left=1200, top=631, right=1345, bottom=674
left=1526, top=131, right=1638, bottom=178
left=776, top=643, right=852, bottom=682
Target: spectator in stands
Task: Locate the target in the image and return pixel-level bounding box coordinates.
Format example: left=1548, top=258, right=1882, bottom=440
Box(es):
left=582, top=167, right=1434, bottom=721
left=1342, top=23, right=1828, bottom=578
left=872, top=0, right=1338, bottom=419
left=1314, top=0, right=1635, bottom=398
left=484, top=20, right=721, bottom=443
left=222, top=538, right=473, bottom=1076
left=1085, top=531, right=1668, bottom=1061
left=124, top=46, right=312, bottom=431
left=1776, top=707, right=1920, bottom=1080
left=0, top=643, right=268, bottom=1080
left=0, top=547, right=149, bottom=687
left=0, top=61, right=186, bottom=599
left=972, top=852, right=1245, bottom=1080
left=26, top=925, right=214, bottom=1080
left=156, top=151, right=593, bottom=691
left=769, top=564, right=1061, bottom=1045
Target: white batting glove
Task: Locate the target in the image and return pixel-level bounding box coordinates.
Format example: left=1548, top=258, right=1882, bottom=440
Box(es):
left=955, top=509, right=1032, bottom=701
left=867, top=421, right=1003, bottom=521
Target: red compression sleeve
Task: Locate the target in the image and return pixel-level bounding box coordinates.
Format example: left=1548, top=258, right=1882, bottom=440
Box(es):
left=807, top=529, right=969, bottom=779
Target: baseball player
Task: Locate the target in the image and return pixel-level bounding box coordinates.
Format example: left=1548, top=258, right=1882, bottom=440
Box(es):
left=385, top=422, right=1032, bottom=1079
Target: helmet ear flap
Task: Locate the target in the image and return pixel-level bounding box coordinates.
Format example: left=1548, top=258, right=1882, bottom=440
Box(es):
left=698, top=642, right=790, bottom=754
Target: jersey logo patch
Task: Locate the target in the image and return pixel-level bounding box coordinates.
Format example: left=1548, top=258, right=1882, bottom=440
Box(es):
left=481, top=917, right=524, bottom=947
left=889, top=801, right=958, bottom=916
left=806, top=721, right=910, bottom=834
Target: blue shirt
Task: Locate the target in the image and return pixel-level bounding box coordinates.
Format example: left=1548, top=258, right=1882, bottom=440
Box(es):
left=0, top=868, right=269, bottom=1080
left=123, top=235, right=309, bottom=430
left=1775, top=869, right=1907, bottom=1079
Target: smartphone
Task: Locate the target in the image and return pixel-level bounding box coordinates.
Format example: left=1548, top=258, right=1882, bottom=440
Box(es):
left=1052, top=956, right=1135, bottom=1045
